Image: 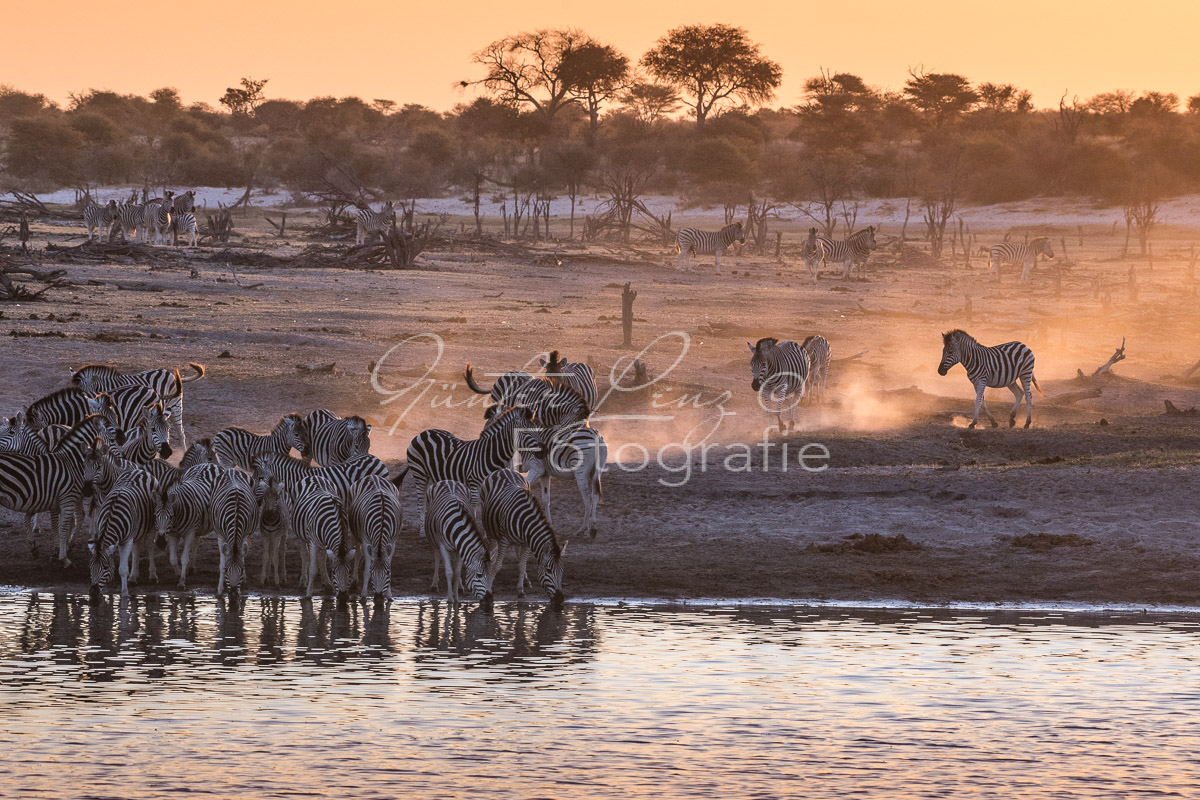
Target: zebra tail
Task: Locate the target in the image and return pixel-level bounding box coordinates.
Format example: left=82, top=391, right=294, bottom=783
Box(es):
left=1032, top=375, right=1044, bottom=396
left=463, top=363, right=490, bottom=395
left=181, top=363, right=206, bottom=382
left=389, top=467, right=409, bottom=490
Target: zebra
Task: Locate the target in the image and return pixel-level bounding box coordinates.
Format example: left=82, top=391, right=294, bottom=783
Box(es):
left=675, top=221, right=745, bottom=272
left=466, top=364, right=591, bottom=428
left=104, top=400, right=174, bottom=463
left=292, top=475, right=356, bottom=605
left=0, top=414, right=108, bottom=564
left=800, top=335, right=832, bottom=404
left=354, top=200, right=395, bottom=245
left=70, top=361, right=206, bottom=449
left=212, top=413, right=307, bottom=469
left=540, top=351, right=598, bottom=411
left=87, top=470, right=163, bottom=604
left=115, top=202, right=146, bottom=243
left=423, top=479, right=493, bottom=604
left=349, top=474, right=402, bottom=601
left=404, top=405, right=536, bottom=528
left=479, top=468, right=565, bottom=605
left=148, top=191, right=174, bottom=245
left=985, top=237, right=1054, bottom=282
left=157, top=462, right=225, bottom=587
left=815, top=226, right=877, bottom=280
left=800, top=227, right=823, bottom=283
left=250, top=452, right=389, bottom=500
left=209, top=469, right=256, bottom=598
left=83, top=200, right=119, bottom=242
left=0, top=413, right=41, bottom=453
left=748, top=337, right=811, bottom=435
left=302, top=410, right=371, bottom=466
left=24, top=388, right=115, bottom=431
left=254, top=472, right=292, bottom=588
left=519, top=424, right=606, bottom=540
left=171, top=212, right=199, bottom=247
left=938, top=329, right=1043, bottom=429
left=171, top=189, right=197, bottom=214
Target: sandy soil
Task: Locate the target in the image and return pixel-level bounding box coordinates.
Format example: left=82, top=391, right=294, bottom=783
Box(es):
left=3, top=202, right=1200, bottom=605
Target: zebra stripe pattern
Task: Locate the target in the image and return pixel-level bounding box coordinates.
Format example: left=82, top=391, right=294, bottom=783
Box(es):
left=292, top=475, right=356, bottom=604
left=209, top=469, right=256, bottom=598
left=25, top=388, right=115, bottom=431
left=249, top=452, right=389, bottom=500
left=748, top=337, right=811, bottom=435
left=675, top=222, right=745, bottom=272
left=519, top=424, right=606, bottom=539
left=479, top=468, right=565, bottom=604
left=115, top=202, right=146, bottom=242
left=349, top=474, right=402, bottom=601
left=423, top=479, right=493, bottom=603
left=985, top=237, right=1054, bottom=282
left=213, top=413, right=306, bottom=469
left=302, top=409, right=371, bottom=466
left=157, top=463, right=225, bottom=587
left=84, top=200, right=119, bottom=242
left=938, top=329, right=1042, bottom=429
left=801, top=335, right=832, bottom=404
left=71, top=362, right=206, bottom=449
left=88, top=470, right=162, bottom=603
left=354, top=200, right=395, bottom=245
left=540, top=351, right=598, bottom=412
left=172, top=212, right=198, bottom=246
left=149, top=191, right=174, bottom=245
left=815, top=226, right=877, bottom=280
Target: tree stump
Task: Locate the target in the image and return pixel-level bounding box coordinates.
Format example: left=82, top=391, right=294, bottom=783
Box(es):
left=621, top=282, right=637, bottom=347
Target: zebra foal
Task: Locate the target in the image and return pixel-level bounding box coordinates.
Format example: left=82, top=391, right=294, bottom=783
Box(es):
left=801, top=335, right=832, bottom=404
left=938, top=329, right=1042, bottom=428
left=675, top=221, right=745, bottom=272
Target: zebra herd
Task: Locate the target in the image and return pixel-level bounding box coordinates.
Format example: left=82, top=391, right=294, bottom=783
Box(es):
left=82, top=189, right=199, bottom=246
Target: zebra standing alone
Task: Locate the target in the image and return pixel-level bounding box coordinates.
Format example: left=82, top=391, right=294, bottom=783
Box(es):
left=815, top=226, right=878, bottom=280
left=354, top=200, right=396, bottom=245
left=938, top=329, right=1042, bottom=429
left=983, top=237, right=1054, bottom=282
left=676, top=221, right=745, bottom=272
left=801, top=335, right=832, bottom=404
left=479, top=468, right=565, bottom=605
left=748, top=337, right=811, bottom=435
left=84, top=200, right=119, bottom=242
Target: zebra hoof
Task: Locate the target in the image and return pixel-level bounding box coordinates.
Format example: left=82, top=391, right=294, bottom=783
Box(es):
left=1009, top=416, right=1017, bottom=428
left=967, top=422, right=977, bottom=430
left=991, top=420, right=999, bottom=428
left=1024, top=419, right=1032, bottom=429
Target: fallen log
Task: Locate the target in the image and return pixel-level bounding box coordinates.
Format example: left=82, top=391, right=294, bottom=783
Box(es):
left=1164, top=400, right=1198, bottom=416
left=1076, top=337, right=1126, bottom=380
left=831, top=349, right=869, bottom=364
left=1045, top=388, right=1102, bottom=406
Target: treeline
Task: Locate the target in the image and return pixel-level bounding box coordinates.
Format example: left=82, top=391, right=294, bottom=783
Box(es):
left=3, top=24, right=1200, bottom=240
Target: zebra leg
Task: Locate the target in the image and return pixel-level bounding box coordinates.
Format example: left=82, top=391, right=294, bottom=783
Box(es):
left=429, top=550, right=441, bottom=593
left=146, top=538, right=158, bottom=583
left=279, top=537, right=288, bottom=586
left=1022, top=257, right=1032, bottom=283
left=1023, top=378, right=1034, bottom=428
left=714, top=247, right=722, bottom=273
left=25, top=514, right=39, bottom=559
left=842, top=256, right=853, bottom=281
left=119, top=540, right=133, bottom=598
left=969, top=383, right=986, bottom=429
left=1007, top=382, right=1023, bottom=427
left=442, top=548, right=458, bottom=603
left=976, top=382, right=998, bottom=428
left=171, top=397, right=187, bottom=450
left=179, top=531, right=195, bottom=588
left=306, top=542, right=318, bottom=598
left=53, top=509, right=70, bottom=567
left=361, top=544, right=372, bottom=601
left=574, top=468, right=594, bottom=539
left=260, top=540, right=270, bottom=585
left=216, top=538, right=228, bottom=597
left=676, top=247, right=686, bottom=271
left=130, top=540, right=140, bottom=584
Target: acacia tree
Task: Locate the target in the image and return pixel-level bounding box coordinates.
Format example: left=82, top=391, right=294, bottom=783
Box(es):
left=617, top=80, right=682, bottom=128
left=560, top=42, right=629, bottom=143
left=641, top=24, right=782, bottom=131
left=470, top=28, right=599, bottom=123
left=903, top=70, right=978, bottom=127
left=219, top=77, right=268, bottom=117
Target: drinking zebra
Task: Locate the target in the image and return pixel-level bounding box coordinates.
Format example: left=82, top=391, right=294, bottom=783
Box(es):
left=540, top=351, right=598, bottom=411
left=801, top=335, right=832, bottom=404
left=984, top=237, right=1054, bottom=282
left=938, top=329, right=1042, bottom=429
left=254, top=472, right=291, bottom=588
left=423, top=479, right=493, bottom=604
left=87, top=470, right=163, bottom=603
left=209, top=469, right=256, bottom=598
left=70, top=361, right=206, bottom=449
left=84, top=200, right=119, bottom=242
left=519, top=424, right=606, bottom=539
left=157, top=463, right=224, bottom=587
left=292, top=475, right=356, bottom=605
left=302, top=410, right=371, bottom=466
left=815, top=226, right=877, bottom=280
left=0, top=415, right=108, bottom=564
left=212, top=413, right=307, bottom=469
left=479, top=468, right=565, bottom=605
left=748, top=337, right=810, bottom=435
left=249, top=452, right=389, bottom=499
left=675, top=221, right=745, bottom=272
left=354, top=200, right=395, bottom=245
left=349, top=474, right=403, bottom=601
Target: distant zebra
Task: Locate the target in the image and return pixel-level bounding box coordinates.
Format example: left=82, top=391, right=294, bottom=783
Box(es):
left=292, top=475, right=356, bottom=604
left=465, top=364, right=590, bottom=427
left=171, top=189, right=197, bottom=214
left=938, top=329, right=1042, bottom=429
left=212, top=413, right=307, bottom=469
left=354, top=200, right=395, bottom=245
left=675, top=221, right=746, bottom=272
left=84, top=200, right=119, bottom=242
left=115, top=202, right=146, bottom=243
left=748, top=337, right=810, bottom=435
left=87, top=470, right=162, bottom=603
left=985, top=237, right=1054, bottom=282
left=519, top=424, right=606, bottom=539
left=171, top=212, right=199, bottom=247
left=801, top=335, right=832, bottom=404
left=250, top=452, right=389, bottom=499
left=71, top=362, right=206, bottom=449
left=816, top=226, right=877, bottom=280
left=254, top=472, right=291, bottom=588
left=479, top=468, right=565, bottom=605
left=423, top=479, right=493, bottom=604
left=303, top=410, right=371, bottom=466
left=349, top=474, right=402, bottom=601
left=540, top=351, right=598, bottom=411
left=800, top=227, right=822, bottom=283
left=0, top=415, right=107, bottom=564
left=25, top=388, right=116, bottom=432
left=209, top=469, right=256, bottom=598
left=404, top=406, right=535, bottom=528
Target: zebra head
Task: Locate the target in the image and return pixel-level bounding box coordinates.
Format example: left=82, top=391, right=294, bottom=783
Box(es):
left=281, top=413, right=311, bottom=459
left=539, top=542, right=566, bottom=607
left=383, top=200, right=396, bottom=223
left=365, top=537, right=395, bottom=602
left=87, top=540, right=115, bottom=605
left=142, top=403, right=173, bottom=459
left=938, top=330, right=967, bottom=376
left=462, top=546, right=493, bottom=604
left=255, top=473, right=289, bottom=531
left=748, top=338, right=778, bottom=391
left=729, top=221, right=746, bottom=244
left=863, top=225, right=877, bottom=250
left=328, top=544, right=357, bottom=608
left=1034, top=237, right=1054, bottom=258
left=81, top=436, right=111, bottom=498
left=345, top=416, right=372, bottom=459
left=156, top=483, right=184, bottom=542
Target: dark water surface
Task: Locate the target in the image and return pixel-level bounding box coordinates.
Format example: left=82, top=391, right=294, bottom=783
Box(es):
left=1, top=591, right=1198, bottom=798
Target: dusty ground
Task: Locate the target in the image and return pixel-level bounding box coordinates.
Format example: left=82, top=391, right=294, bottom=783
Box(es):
left=3, top=203, right=1200, bottom=605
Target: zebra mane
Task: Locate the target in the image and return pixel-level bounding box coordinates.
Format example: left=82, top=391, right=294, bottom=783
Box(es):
left=942, top=329, right=976, bottom=347
left=526, top=485, right=562, bottom=559
left=753, top=337, right=778, bottom=353
left=801, top=335, right=817, bottom=348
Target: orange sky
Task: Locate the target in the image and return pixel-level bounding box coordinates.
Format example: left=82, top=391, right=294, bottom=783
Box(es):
left=3, top=0, right=1198, bottom=112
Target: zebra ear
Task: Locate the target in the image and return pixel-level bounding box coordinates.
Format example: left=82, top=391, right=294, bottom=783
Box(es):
left=87, top=542, right=95, bottom=555
left=747, top=342, right=755, bottom=353
left=326, top=548, right=335, bottom=560
left=560, top=541, right=568, bottom=556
